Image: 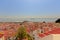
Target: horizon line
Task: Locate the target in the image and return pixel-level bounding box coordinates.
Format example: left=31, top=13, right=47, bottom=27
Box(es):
left=0, top=16, right=60, bottom=18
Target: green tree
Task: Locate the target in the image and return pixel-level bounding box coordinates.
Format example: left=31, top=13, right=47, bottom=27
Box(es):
left=15, top=25, right=33, bottom=40
left=55, top=18, right=60, bottom=23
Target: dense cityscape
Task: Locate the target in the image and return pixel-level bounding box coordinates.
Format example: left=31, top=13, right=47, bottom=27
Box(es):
left=0, top=19, right=60, bottom=40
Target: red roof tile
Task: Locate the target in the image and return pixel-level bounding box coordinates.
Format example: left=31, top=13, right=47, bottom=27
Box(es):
left=0, top=34, right=4, bottom=38
left=39, top=28, right=60, bottom=38
left=48, top=28, right=60, bottom=34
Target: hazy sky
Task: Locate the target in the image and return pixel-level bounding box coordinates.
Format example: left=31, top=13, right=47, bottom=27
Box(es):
left=0, top=0, right=60, bottom=17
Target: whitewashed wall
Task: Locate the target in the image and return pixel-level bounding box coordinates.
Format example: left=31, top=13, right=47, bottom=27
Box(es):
left=41, top=35, right=53, bottom=40
left=53, top=34, right=60, bottom=40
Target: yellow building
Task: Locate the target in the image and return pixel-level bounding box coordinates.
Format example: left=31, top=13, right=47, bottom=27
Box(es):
left=0, top=32, right=4, bottom=40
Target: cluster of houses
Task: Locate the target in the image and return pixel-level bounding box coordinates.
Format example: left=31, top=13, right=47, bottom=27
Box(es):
left=0, top=21, right=60, bottom=40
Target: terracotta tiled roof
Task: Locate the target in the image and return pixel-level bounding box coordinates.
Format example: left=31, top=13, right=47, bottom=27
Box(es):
left=38, top=28, right=60, bottom=38
left=48, top=28, right=60, bottom=34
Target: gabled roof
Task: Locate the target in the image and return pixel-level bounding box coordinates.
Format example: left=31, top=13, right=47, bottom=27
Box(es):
left=39, top=28, right=60, bottom=38
left=48, top=28, right=60, bottom=34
